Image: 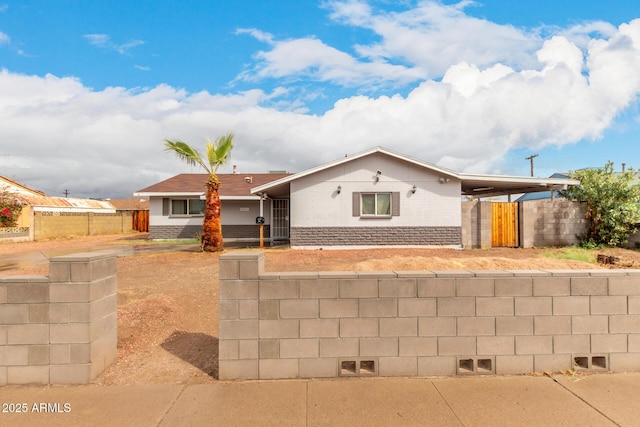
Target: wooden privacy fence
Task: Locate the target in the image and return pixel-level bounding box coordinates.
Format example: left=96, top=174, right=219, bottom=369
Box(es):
left=132, top=210, right=149, bottom=232
left=491, top=202, right=519, bottom=247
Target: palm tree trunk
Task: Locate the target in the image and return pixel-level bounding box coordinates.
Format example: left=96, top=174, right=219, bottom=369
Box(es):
left=202, top=176, right=224, bottom=252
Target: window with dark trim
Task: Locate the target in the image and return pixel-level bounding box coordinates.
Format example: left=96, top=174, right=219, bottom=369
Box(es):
left=361, top=193, right=391, bottom=216
left=170, top=199, right=205, bottom=216
left=352, top=192, right=400, bottom=217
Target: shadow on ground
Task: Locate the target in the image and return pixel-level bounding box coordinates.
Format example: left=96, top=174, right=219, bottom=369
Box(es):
left=161, top=331, right=219, bottom=379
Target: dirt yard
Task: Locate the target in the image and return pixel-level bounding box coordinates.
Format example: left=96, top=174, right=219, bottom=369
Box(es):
left=2, top=234, right=640, bottom=385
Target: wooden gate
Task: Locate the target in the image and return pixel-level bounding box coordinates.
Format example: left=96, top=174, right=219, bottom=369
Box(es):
left=491, top=202, right=519, bottom=247
left=132, top=210, right=149, bottom=232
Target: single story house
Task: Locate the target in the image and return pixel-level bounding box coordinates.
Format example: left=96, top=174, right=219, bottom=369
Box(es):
left=137, top=147, right=578, bottom=248
left=134, top=172, right=290, bottom=242
left=1, top=175, right=117, bottom=242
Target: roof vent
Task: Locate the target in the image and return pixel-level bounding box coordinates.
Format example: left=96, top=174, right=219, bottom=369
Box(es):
left=244, top=176, right=253, bottom=184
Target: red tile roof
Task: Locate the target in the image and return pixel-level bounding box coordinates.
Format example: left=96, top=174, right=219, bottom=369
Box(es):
left=135, top=174, right=291, bottom=197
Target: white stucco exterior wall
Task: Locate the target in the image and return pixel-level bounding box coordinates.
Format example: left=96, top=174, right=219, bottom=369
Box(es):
left=290, top=153, right=461, bottom=228
left=149, top=197, right=272, bottom=226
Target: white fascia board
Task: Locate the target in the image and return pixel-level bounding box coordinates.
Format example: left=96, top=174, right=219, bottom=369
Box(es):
left=220, top=196, right=262, bottom=201
left=133, top=192, right=204, bottom=197
left=459, top=173, right=580, bottom=186
left=251, top=146, right=460, bottom=194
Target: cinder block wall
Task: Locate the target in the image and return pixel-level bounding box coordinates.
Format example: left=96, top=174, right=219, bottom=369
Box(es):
left=34, top=211, right=134, bottom=240
left=461, top=201, right=492, bottom=249
left=219, top=251, right=640, bottom=380
left=519, top=200, right=587, bottom=248
left=0, top=252, right=117, bottom=385
left=461, top=200, right=587, bottom=249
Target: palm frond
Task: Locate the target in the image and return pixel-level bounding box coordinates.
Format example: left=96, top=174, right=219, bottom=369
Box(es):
left=206, top=133, right=235, bottom=172
left=164, top=139, right=211, bottom=174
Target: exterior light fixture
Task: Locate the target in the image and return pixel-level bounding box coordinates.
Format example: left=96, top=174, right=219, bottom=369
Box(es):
left=375, top=170, right=382, bottom=182
left=337, top=185, right=342, bottom=194
left=412, top=185, right=417, bottom=194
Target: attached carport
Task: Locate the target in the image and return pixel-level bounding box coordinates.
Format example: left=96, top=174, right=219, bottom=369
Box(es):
left=459, top=174, right=581, bottom=249
left=459, top=173, right=579, bottom=200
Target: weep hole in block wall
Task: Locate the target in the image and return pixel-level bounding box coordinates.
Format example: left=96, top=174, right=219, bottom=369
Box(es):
left=339, top=358, right=378, bottom=376
left=457, top=357, right=495, bottom=375
left=573, top=354, right=608, bottom=370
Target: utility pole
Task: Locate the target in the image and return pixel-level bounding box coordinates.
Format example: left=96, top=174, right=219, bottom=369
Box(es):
left=525, top=154, right=538, bottom=177
left=63, top=189, right=70, bottom=197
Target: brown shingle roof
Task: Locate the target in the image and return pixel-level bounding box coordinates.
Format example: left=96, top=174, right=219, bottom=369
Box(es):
left=135, top=174, right=291, bottom=197
left=109, top=198, right=150, bottom=210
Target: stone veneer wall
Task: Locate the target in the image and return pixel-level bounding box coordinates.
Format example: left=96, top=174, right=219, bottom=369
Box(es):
left=290, top=226, right=461, bottom=247
left=219, top=251, right=640, bottom=380
left=0, top=252, right=117, bottom=385
left=150, top=224, right=269, bottom=241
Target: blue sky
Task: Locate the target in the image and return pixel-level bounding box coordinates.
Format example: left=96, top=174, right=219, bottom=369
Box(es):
left=1, top=0, right=639, bottom=198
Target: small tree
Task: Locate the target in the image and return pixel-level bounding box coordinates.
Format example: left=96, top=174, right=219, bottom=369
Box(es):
left=0, top=188, right=23, bottom=228
left=164, top=134, right=234, bottom=252
left=560, top=161, right=640, bottom=247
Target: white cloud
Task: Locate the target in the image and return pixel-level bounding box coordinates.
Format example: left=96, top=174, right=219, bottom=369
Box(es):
left=2, top=11, right=640, bottom=198
left=84, top=33, right=145, bottom=54
left=237, top=32, right=425, bottom=88
left=242, top=1, right=620, bottom=90
left=84, top=33, right=110, bottom=48
left=0, top=31, right=9, bottom=44
left=333, top=0, right=542, bottom=75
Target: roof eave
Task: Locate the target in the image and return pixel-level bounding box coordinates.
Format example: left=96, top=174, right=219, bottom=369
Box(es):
left=251, top=146, right=460, bottom=194
left=133, top=191, right=205, bottom=197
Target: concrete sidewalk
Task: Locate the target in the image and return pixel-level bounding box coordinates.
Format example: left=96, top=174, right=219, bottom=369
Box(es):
left=1, top=373, right=638, bottom=426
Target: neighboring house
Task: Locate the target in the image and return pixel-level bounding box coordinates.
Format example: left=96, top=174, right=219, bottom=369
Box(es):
left=515, top=173, right=570, bottom=202
left=134, top=173, right=290, bottom=242
left=109, top=198, right=151, bottom=233
left=108, top=198, right=150, bottom=211
left=0, top=175, right=117, bottom=241
left=0, top=175, right=116, bottom=214
left=136, top=147, right=578, bottom=248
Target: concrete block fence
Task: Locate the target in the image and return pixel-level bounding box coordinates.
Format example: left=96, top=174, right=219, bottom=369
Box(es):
left=219, top=251, right=640, bottom=380
left=0, top=252, right=117, bottom=385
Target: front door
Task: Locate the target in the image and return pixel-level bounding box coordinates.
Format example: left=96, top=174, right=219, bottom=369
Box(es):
left=271, top=199, right=290, bottom=241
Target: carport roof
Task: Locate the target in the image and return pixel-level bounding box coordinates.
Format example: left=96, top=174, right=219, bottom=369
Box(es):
left=250, top=146, right=579, bottom=199
left=457, top=173, right=577, bottom=198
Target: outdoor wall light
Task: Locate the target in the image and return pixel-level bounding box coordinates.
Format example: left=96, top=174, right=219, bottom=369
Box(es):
left=337, top=185, right=342, bottom=194
left=375, top=170, right=382, bottom=182
left=412, top=185, right=417, bottom=194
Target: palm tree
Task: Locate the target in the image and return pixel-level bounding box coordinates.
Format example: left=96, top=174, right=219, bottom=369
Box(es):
left=164, top=133, right=234, bottom=252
